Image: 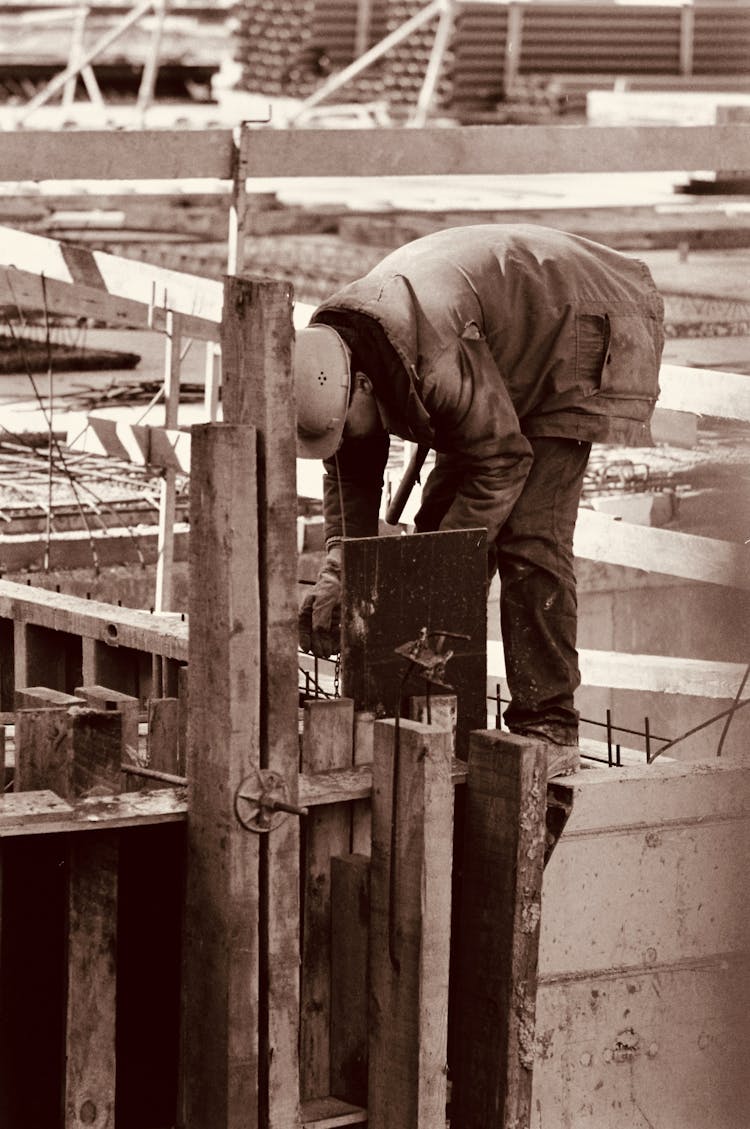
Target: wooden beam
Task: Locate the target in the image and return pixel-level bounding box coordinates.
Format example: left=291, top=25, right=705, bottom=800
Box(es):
left=182, top=422, right=262, bottom=1129
left=0, top=579, right=188, bottom=661
left=242, top=124, right=750, bottom=178
left=574, top=509, right=750, bottom=589
left=659, top=364, right=750, bottom=423
left=0, top=224, right=223, bottom=339
left=0, top=129, right=235, bottom=183
left=368, top=718, right=453, bottom=1129
left=66, top=415, right=192, bottom=473
left=488, top=643, right=749, bottom=700
left=0, top=523, right=190, bottom=572
left=220, top=274, right=301, bottom=1129
left=451, top=730, right=548, bottom=1129
left=0, top=786, right=186, bottom=837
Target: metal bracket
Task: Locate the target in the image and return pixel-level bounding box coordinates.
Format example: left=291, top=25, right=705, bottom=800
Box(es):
left=393, top=626, right=469, bottom=690
left=234, top=768, right=308, bottom=834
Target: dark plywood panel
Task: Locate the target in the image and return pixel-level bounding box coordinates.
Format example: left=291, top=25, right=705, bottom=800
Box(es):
left=341, top=530, right=487, bottom=758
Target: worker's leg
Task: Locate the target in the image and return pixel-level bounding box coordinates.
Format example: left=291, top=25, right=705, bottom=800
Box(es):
left=497, top=436, right=592, bottom=746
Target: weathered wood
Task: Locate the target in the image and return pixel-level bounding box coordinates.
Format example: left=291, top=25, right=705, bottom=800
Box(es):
left=330, top=854, right=370, bottom=1108
left=451, top=731, right=548, bottom=1129
left=243, top=124, right=750, bottom=178
left=155, top=311, right=183, bottom=613
left=342, top=531, right=487, bottom=759
left=0, top=579, right=187, bottom=662
left=147, top=698, right=181, bottom=777
left=351, top=712, right=374, bottom=854
left=0, top=129, right=235, bottom=183
left=74, top=684, right=141, bottom=773
left=14, top=706, right=123, bottom=1129
left=574, top=510, right=750, bottom=589
left=300, top=699, right=355, bottom=1101
left=368, top=718, right=453, bottom=1129
left=14, top=686, right=84, bottom=710
left=487, top=642, right=750, bottom=699
left=221, top=274, right=301, bottom=1129
left=0, top=787, right=186, bottom=837
left=0, top=223, right=224, bottom=340
left=182, top=423, right=262, bottom=1129
left=300, top=1096, right=367, bottom=1127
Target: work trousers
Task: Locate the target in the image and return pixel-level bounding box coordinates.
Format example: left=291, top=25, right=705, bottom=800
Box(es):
left=497, top=435, right=592, bottom=745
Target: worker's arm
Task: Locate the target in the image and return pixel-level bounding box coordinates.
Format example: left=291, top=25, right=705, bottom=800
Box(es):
left=416, top=335, right=533, bottom=543
left=321, top=429, right=390, bottom=546
left=300, top=429, right=389, bottom=658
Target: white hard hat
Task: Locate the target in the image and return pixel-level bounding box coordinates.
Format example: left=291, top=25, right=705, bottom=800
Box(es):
left=295, top=325, right=351, bottom=459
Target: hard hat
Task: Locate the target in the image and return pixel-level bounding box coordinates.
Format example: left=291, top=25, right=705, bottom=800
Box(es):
left=295, top=325, right=352, bottom=459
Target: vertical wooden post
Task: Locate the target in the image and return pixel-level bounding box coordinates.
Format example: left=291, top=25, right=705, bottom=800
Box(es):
left=74, top=684, right=141, bottom=781
left=15, top=706, right=123, bottom=1129
left=368, top=718, right=454, bottom=1129
left=147, top=697, right=181, bottom=778
left=300, top=698, right=355, bottom=1101
left=451, top=731, right=548, bottom=1129
left=679, top=3, right=695, bottom=76
left=182, top=423, right=262, bottom=1129
left=221, top=273, right=300, bottom=1129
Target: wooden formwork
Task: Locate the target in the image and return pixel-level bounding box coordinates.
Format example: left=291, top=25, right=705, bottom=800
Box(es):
left=0, top=123, right=749, bottom=1128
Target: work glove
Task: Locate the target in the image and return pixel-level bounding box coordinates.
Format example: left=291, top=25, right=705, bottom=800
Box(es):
left=299, top=543, right=342, bottom=658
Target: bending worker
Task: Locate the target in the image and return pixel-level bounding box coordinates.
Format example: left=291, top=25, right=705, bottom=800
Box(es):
left=296, top=224, right=664, bottom=773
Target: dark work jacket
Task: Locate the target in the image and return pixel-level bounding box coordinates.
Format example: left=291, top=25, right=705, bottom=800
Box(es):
left=311, top=224, right=665, bottom=546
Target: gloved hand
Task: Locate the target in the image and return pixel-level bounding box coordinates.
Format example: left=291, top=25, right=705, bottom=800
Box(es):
left=299, top=543, right=342, bottom=658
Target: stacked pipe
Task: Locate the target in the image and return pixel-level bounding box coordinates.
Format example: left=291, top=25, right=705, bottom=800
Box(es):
left=232, top=0, right=389, bottom=101
left=232, top=0, right=319, bottom=98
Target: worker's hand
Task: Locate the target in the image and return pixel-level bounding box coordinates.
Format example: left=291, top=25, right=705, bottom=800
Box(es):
left=299, top=544, right=342, bottom=658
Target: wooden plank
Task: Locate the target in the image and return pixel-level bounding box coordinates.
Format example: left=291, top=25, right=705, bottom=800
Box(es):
left=147, top=697, right=181, bottom=778
left=487, top=643, right=749, bottom=699
left=14, top=686, right=84, bottom=709
left=182, top=423, right=262, bottom=1129
left=658, top=364, right=750, bottom=423
left=0, top=224, right=223, bottom=339
left=574, top=509, right=750, bottom=589
left=0, top=787, right=186, bottom=837
left=300, top=699, right=355, bottom=1101
left=451, top=730, right=548, bottom=1129
left=155, top=311, right=183, bottom=613
left=342, top=531, right=487, bottom=760
left=0, top=523, right=190, bottom=572
left=242, top=124, right=750, bottom=178
left=66, top=416, right=192, bottom=474
left=74, top=685, right=141, bottom=765
left=351, top=712, right=374, bottom=854
left=368, top=718, right=453, bottom=1129
left=301, top=1096, right=367, bottom=1128
left=0, top=129, right=235, bottom=182
left=0, top=579, right=188, bottom=661
left=221, top=275, right=301, bottom=1129
left=330, top=853, right=370, bottom=1108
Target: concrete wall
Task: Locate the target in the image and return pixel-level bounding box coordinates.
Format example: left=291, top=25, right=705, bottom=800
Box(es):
left=533, top=758, right=750, bottom=1128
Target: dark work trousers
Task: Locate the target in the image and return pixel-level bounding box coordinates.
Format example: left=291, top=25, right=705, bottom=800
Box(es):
left=497, top=435, right=592, bottom=745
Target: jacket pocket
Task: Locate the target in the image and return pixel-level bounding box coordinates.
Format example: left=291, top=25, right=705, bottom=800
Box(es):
left=575, top=313, right=609, bottom=396
left=577, top=309, right=662, bottom=403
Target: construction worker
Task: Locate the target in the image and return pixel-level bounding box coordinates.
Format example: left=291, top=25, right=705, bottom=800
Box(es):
left=296, top=225, right=664, bottom=772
